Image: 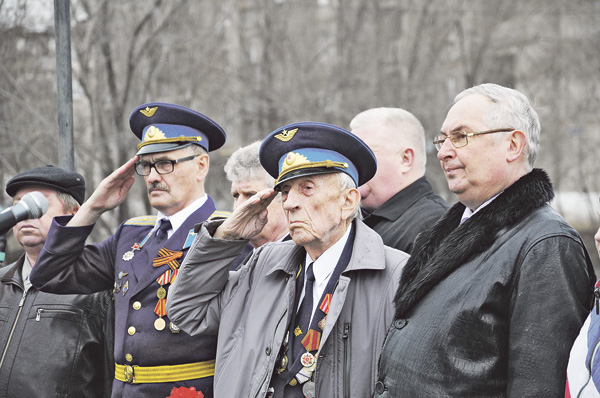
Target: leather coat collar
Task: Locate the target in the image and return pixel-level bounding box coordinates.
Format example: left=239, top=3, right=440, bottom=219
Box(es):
left=394, top=168, right=554, bottom=319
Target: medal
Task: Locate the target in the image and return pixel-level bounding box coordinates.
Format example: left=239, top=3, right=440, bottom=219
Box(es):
left=122, top=251, right=134, bottom=261
left=122, top=243, right=141, bottom=261
left=117, top=271, right=128, bottom=280
left=276, top=331, right=289, bottom=373
left=154, top=317, right=166, bottom=330
left=318, top=316, right=327, bottom=330
left=301, top=329, right=320, bottom=352
left=295, top=363, right=315, bottom=384
left=276, top=355, right=288, bottom=374
left=170, top=322, right=180, bottom=334
left=122, top=280, right=129, bottom=296
left=157, top=286, right=167, bottom=299
left=301, top=352, right=316, bottom=368
left=302, top=381, right=316, bottom=398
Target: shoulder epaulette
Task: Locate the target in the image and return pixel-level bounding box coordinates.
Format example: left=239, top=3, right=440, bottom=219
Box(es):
left=124, top=215, right=157, bottom=226
left=208, top=210, right=231, bottom=220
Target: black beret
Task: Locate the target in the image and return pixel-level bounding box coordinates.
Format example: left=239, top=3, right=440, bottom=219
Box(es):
left=6, top=165, right=86, bottom=205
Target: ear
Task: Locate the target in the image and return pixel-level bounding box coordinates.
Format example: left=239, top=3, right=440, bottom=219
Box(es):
left=195, top=153, right=210, bottom=181
left=506, top=130, right=527, bottom=163
left=341, top=188, right=360, bottom=220
left=399, top=148, right=415, bottom=172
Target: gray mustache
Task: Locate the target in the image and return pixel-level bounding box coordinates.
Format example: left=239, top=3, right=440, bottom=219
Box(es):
left=148, top=183, right=170, bottom=194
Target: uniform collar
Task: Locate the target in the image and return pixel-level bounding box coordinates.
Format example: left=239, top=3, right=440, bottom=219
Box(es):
left=155, top=194, right=208, bottom=238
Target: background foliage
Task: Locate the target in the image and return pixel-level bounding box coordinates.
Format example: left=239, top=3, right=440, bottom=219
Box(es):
left=1, top=0, right=599, bottom=263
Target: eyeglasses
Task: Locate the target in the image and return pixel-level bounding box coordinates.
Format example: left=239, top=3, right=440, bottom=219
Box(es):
left=433, top=128, right=514, bottom=151
left=134, top=154, right=199, bottom=176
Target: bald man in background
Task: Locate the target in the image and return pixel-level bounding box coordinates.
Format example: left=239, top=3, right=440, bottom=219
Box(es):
left=350, top=107, right=449, bottom=253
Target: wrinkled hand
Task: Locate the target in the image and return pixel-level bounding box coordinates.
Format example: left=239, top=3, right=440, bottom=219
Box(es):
left=215, top=188, right=277, bottom=241
left=68, top=156, right=138, bottom=226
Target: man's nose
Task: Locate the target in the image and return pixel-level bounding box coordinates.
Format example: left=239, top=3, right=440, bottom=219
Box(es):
left=146, top=166, right=162, bottom=183
left=282, top=190, right=300, bottom=211
left=437, top=138, right=455, bottom=161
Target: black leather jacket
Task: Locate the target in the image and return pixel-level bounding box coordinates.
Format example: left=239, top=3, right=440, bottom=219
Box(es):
left=0, top=255, right=114, bottom=397
left=376, top=169, right=596, bottom=397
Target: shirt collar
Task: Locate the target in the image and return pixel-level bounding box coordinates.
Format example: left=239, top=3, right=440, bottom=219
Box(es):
left=461, top=191, right=502, bottom=223
left=155, top=194, right=208, bottom=237
left=305, top=223, right=353, bottom=286
left=21, top=254, right=33, bottom=292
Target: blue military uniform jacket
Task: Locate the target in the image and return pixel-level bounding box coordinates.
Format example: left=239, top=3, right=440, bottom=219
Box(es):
left=30, top=196, right=228, bottom=398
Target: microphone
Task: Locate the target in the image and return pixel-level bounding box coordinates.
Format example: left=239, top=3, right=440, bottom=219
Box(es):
left=0, top=191, right=49, bottom=235
left=0, top=233, right=6, bottom=266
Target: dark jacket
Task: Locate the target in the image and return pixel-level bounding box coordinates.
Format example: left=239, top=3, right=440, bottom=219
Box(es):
left=31, top=198, right=223, bottom=398
left=362, top=176, right=449, bottom=253
left=375, top=169, right=596, bottom=398
left=0, top=255, right=114, bottom=398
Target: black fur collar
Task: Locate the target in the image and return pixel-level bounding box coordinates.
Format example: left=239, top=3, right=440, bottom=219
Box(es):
left=393, top=169, right=554, bottom=319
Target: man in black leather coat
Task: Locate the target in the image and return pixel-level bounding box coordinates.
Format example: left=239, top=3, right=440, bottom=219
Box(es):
left=0, top=166, right=114, bottom=397
left=374, top=83, right=596, bottom=397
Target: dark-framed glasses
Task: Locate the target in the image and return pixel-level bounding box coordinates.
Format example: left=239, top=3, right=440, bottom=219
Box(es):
left=134, top=154, right=199, bottom=176
left=433, top=128, right=515, bottom=151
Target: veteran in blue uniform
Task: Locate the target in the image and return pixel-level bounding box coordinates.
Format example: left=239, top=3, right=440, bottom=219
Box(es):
left=30, top=103, right=228, bottom=398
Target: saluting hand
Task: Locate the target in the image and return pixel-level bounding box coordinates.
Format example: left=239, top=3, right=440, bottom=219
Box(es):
left=215, top=188, right=277, bottom=241
left=68, top=156, right=138, bottom=226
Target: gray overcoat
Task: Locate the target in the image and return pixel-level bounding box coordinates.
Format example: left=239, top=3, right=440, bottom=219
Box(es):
left=167, top=219, right=408, bottom=398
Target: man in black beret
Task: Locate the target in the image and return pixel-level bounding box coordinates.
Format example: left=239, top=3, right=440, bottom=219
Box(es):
left=0, top=165, right=114, bottom=397
left=167, top=121, right=410, bottom=397
left=31, top=103, right=229, bottom=398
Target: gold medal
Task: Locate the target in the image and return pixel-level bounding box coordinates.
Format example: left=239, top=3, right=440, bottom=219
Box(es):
left=154, top=317, right=166, bottom=331
left=169, top=322, right=180, bottom=334
left=157, top=286, right=167, bottom=299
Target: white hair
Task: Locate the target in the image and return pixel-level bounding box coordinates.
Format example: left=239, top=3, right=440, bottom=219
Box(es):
left=454, top=83, right=540, bottom=168
left=336, top=172, right=362, bottom=221
left=224, top=141, right=275, bottom=188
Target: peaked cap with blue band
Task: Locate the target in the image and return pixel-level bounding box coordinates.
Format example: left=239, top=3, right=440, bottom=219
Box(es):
left=259, top=121, right=377, bottom=191
left=129, top=102, right=226, bottom=155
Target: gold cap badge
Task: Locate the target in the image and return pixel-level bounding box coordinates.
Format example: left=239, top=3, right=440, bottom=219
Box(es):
left=144, top=125, right=166, bottom=141
left=140, top=106, right=158, bottom=117
left=274, top=128, right=298, bottom=142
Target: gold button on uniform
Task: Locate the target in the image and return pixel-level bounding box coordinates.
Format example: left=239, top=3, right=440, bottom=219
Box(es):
left=128, top=326, right=136, bottom=335
left=133, top=301, right=141, bottom=310
left=125, top=354, right=133, bottom=362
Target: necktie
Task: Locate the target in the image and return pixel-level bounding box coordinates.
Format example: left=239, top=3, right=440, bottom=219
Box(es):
left=293, top=263, right=315, bottom=360
left=156, top=218, right=172, bottom=241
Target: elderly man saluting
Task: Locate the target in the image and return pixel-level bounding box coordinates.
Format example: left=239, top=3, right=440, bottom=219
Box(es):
left=167, top=122, right=408, bottom=398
